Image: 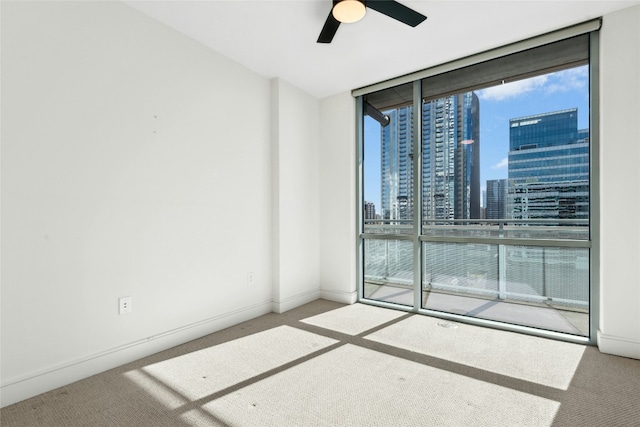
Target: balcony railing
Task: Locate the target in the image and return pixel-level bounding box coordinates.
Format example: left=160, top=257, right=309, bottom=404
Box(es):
left=362, top=219, right=590, bottom=310
left=364, top=218, right=589, bottom=240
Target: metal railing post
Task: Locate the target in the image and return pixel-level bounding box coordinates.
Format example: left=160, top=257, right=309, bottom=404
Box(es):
left=498, top=220, right=506, bottom=299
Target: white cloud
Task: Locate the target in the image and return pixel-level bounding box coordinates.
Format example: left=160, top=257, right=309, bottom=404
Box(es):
left=478, top=76, right=548, bottom=101
left=477, top=66, right=588, bottom=101
left=545, top=67, right=588, bottom=94
left=491, top=157, right=509, bottom=169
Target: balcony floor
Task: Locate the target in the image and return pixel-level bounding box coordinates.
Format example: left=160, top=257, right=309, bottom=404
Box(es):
left=364, top=283, right=589, bottom=336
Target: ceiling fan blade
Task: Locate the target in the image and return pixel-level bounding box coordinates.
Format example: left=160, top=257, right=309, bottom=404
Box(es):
left=367, top=0, right=427, bottom=27
left=317, top=12, right=341, bottom=43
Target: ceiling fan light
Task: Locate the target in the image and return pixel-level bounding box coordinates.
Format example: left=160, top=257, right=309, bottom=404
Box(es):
left=332, top=0, right=366, bottom=24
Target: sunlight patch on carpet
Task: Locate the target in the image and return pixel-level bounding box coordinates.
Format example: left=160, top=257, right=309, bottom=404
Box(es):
left=194, top=344, right=560, bottom=427
left=365, top=315, right=585, bottom=390
left=124, top=326, right=337, bottom=407
left=300, top=303, right=406, bottom=335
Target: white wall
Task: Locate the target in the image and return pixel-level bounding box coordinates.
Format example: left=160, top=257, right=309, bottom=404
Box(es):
left=319, top=93, right=357, bottom=304
left=598, top=4, right=640, bottom=359
left=1, top=1, right=275, bottom=406
left=271, top=79, right=321, bottom=313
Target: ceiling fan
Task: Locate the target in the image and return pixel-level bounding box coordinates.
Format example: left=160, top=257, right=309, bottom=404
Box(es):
left=317, top=0, right=427, bottom=43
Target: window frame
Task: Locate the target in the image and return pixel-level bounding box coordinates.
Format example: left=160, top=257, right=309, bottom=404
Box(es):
left=355, top=22, right=600, bottom=345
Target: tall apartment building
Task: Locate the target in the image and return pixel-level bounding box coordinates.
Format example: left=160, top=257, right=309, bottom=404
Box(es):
left=364, top=201, right=376, bottom=220
left=380, top=92, right=480, bottom=221
left=380, top=107, right=414, bottom=221
left=508, top=108, right=589, bottom=220
left=486, top=179, right=508, bottom=219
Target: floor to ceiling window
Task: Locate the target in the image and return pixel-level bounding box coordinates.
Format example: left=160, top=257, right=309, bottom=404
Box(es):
left=357, top=26, right=599, bottom=342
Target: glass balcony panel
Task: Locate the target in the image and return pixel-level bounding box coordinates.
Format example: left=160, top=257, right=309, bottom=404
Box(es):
left=364, top=239, right=413, bottom=306
left=505, top=246, right=589, bottom=310
left=421, top=241, right=589, bottom=336
left=423, top=242, right=499, bottom=299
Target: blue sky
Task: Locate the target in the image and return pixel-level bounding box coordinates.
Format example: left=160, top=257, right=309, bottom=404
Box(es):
left=364, top=65, right=589, bottom=210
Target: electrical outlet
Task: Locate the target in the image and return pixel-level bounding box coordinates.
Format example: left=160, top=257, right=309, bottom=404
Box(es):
left=247, top=272, right=255, bottom=286
left=119, top=296, right=132, bottom=314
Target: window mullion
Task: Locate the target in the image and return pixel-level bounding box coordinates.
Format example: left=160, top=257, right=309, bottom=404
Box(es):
left=412, top=81, right=422, bottom=310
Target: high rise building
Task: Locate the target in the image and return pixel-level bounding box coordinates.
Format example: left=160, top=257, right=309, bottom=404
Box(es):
left=486, top=179, right=508, bottom=219
left=380, top=107, right=413, bottom=221
left=508, top=108, right=589, bottom=220
left=364, top=201, right=376, bottom=220
left=481, top=189, right=487, bottom=219
left=380, top=92, right=480, bottom=221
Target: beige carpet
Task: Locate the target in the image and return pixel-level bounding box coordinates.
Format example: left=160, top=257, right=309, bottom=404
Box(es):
left=365, top=314, right=585, bottom=390
left=124, top=325, right=337, bottom=408
left=300, top=302, right=407, bottom=335
left=200, top=343, right=559, bottom=427
left=2, top=300, right=639, bottom=427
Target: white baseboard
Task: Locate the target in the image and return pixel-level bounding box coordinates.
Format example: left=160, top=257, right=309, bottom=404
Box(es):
left=320, top=288, right=357, bottom=305
left=0, top=301, right=273, bottom=408
left=271, top=288, right=321, bottom=313
left=597, top=330, right=640, bottom=359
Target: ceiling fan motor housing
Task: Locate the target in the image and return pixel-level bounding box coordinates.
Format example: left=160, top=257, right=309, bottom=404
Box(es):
left=318, top=0, right=427, bottom=44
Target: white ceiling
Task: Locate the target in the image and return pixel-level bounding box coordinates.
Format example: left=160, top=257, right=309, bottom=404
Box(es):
left=124, top=0, right=639, bottom=99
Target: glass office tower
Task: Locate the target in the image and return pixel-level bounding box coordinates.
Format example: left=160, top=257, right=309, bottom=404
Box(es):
left=508, top=108, right=589, bottom=220
left=486, top=179, right=508, bottom=220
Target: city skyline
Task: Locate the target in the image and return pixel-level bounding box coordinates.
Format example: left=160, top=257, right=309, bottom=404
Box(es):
left=364, top=65, right=589, bottom=214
